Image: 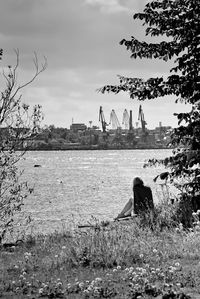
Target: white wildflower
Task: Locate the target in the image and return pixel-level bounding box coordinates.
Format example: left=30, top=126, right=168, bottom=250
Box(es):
left=156, top=268, right=160, bottom=272
left=79, top=282, right=84, bottom=289
left=57, top=282, right=62, bottom=286
left=38, top=288, right=44, bottom=294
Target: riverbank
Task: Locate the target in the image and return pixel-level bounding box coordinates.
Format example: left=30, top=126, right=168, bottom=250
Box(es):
left=1, top=214, right=200, bottom=298
left=25, top=144, right=171, bottom=151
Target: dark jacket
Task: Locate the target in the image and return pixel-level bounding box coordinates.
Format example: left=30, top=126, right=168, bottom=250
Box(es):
left=134, top=185, right=154, bottom=214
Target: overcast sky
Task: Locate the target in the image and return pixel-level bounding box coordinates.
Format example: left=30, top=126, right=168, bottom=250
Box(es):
left=0, top=0, right=190, bottom=129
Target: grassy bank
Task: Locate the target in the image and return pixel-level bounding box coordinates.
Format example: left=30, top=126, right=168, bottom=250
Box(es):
left=1, top=216, right=200, bottom=298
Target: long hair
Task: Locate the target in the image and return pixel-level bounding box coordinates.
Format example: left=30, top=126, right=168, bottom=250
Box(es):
left=133, top=177, right=144, bottom=187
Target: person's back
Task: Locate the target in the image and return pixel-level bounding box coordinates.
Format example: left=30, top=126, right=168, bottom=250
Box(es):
left=115, top=177, right=154, bottom=220
left=133, top=184, right=154, bottom=214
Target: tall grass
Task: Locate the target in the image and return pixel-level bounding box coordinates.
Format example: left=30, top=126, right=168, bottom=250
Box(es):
left=1, top=198, right=200, bottom=298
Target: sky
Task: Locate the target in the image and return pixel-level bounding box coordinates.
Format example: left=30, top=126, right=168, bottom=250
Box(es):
left=0, top=0, right=191, bottom=130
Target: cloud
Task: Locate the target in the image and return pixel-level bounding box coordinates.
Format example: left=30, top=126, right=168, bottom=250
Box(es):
left=0, top=0, right=188, bottom=130
left=84, top=0, right=129, bottom=14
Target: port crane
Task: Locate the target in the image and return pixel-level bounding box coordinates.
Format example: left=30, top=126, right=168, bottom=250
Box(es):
left=122, top=109, right=129, bottom=130
left=110, top=109, right=121, bottom=130
left=99, top=106, right=108, bottom=133
left=138, top=105, right=147, bottom=134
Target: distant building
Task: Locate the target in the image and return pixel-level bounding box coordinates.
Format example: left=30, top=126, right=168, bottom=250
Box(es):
left=70, top=123, right=87, bottom=133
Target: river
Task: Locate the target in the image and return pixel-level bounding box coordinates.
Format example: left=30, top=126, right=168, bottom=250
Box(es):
left=18, top=149, right=173, bottom=235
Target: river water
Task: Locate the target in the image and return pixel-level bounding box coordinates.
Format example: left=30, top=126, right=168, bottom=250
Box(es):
left=19, top=149, right=173, bottom=234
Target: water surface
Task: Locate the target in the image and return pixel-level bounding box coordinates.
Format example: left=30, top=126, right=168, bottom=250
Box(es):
left=20, top=149, right=172, bottom=234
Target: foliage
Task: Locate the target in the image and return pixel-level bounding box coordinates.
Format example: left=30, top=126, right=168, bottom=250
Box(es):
left=0, top=50, right=47, bottom=243
left=99, top=0, right=200, bottom=220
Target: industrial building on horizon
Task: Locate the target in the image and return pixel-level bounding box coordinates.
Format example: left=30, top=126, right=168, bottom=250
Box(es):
left=68, top=106, right=173, bottom=150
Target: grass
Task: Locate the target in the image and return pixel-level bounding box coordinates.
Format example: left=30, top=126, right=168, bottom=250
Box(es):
left=1, top=211, right=200, bottom=298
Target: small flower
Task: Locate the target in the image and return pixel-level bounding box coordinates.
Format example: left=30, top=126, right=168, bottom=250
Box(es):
left=153, top=249, right=158, bottom=254
left=113, top=268, right=117, bottom=272
left=55, top=255, right=58, bottom=258
left=79, top=282, right=84, bottom=289
left=116, top=265, right=121, bottom=270
left=87, top=285, right=93, bottom=292
left=57, top=282, right=62, bottom=286
left=124, top=268, right=129, bottom=271
left=141, top=268, right=147, bottom=274
left=139, top=254, right=144, bottom=259
left=62, top=246, right=66, bottom=250
left=175, top=262, right=180, bottom=267
left=128, top=267, right=134, bottom=273
left=156, top=268, right=160, bottom=272
left=39, top=288, right=44, bottom=294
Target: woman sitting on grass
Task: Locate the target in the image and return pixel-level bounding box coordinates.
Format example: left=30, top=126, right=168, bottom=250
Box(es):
left=115, top=177, right=154, bottom=221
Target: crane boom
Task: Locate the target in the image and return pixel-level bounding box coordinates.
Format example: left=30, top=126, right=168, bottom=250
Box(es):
left=110, top=109, right=120, bottom=130
left=99, top=106, right=107, bottom=133
left=138, top=105, right=146, bottom=133
left=122, top=109, right=129, bottom=130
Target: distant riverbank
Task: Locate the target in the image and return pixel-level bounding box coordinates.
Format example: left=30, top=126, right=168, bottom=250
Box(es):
left=26, top=144, right=171, bottom=151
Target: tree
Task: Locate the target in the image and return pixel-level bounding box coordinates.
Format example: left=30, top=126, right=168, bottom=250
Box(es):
left=0, top=50, right=47, bottom=242
left=99, top=0, right=200, bottom=223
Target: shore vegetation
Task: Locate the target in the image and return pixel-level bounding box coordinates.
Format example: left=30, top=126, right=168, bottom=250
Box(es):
left=1, top=203, right=200, bottom=298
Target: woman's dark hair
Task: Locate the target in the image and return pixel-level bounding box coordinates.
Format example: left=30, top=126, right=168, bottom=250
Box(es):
left=133, top=177, right=144, bottom=187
